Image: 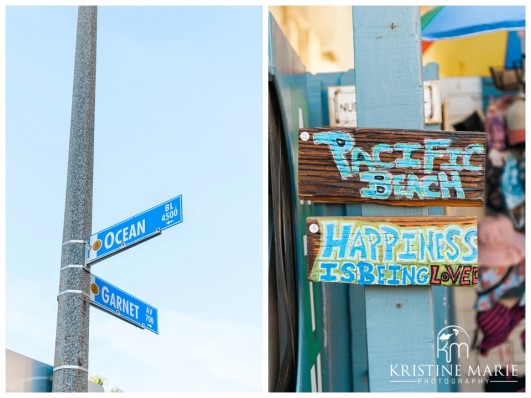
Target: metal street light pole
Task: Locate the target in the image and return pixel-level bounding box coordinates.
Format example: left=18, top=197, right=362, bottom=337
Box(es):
left=52, top=6, right=97, bottom=392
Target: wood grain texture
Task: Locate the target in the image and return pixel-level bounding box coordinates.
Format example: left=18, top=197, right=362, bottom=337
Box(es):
left=352, top=7, right=437, bottom=392
left=306, top=216, right=477, bottom=287
left=298, top=127, right=486, bottom=206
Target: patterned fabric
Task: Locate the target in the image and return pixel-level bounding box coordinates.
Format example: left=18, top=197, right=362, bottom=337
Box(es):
left=485, top=103, right=507, bottom=152
left=518, top=151, right=525, bottom=189
left=502, top=150, right=525, bottom=230
left=477, top=302, right=525, bottom=355
left=484, top=96, right=526, bottom=222
left=485, top=99, right=508, bottom=211
left=476, top=263, right=525, bottom=311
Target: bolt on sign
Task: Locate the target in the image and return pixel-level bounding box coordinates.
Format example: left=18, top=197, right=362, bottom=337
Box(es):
left=298, top=127, right=486, bottom=206
left=306, top=216, right=478, bottom=287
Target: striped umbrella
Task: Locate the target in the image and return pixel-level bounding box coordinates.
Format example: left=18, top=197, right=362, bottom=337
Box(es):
left=421, top=6, right=525, bottom=77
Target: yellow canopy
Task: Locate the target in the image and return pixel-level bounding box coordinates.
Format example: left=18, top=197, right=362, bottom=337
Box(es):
left=422, top=31, right=509, bottom=78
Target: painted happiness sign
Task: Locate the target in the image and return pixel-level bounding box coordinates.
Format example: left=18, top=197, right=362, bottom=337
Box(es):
left=306, top=216, right=478, bottom=287
left=298, top=128, right=486, bottom=206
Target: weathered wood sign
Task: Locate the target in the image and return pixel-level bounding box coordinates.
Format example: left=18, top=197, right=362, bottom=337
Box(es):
left=298, top=128, right=486, bottom=206
left=306, top=216, right=478, bottom=287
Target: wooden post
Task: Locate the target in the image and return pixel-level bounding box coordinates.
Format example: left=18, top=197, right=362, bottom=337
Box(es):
left=352, top=6, right=437, bottom=391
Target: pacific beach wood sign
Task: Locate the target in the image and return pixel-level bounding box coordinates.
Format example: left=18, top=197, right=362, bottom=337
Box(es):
left=298, top=127, right=487, bottom=206
left=306, top=216, right=478, bottom=287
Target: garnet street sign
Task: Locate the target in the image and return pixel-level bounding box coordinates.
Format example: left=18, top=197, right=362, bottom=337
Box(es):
left=86, top=195, right=183, bottom=265
left=90, top=274, right=159, bottom=334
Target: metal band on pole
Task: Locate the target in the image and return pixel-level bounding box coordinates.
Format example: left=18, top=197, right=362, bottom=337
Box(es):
left=57, top=289, right=84, bottom=296
left=53, top=365, right=89, bottom=373
left=62, top=239, right=86, bottom=246
left=60, top=264, right=86, bottom=271
left=57, top=290, right=89, bottom=301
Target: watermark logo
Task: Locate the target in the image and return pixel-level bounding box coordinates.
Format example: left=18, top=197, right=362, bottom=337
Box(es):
left=436, top=325, right=469, bottom=363
left=388, top=324, right=519, bottom=388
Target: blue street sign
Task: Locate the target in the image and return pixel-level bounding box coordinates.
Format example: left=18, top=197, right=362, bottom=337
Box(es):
left=86, top=195, right=182, bottom=265
left=90, top=274, right=159, bottom=334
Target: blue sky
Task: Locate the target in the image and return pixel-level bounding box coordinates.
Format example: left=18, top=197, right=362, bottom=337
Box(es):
left=5, top=6, right=263, bottom=392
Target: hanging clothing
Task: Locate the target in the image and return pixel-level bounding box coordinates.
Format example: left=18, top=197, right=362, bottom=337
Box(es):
left=505, top=93, right=525, bottom=146
left=484, top=95, right=522, bottom=213
left=477, top=214, right=525, bottom=268
left=485, top=102, right=507, bottom=153
left=485, top=98, right=509, bottom=210
left=477, top=301, right=525, bottom=355
left=501, top=150, right=525, bottom=230
left=476, top=263, right=525, bottom=311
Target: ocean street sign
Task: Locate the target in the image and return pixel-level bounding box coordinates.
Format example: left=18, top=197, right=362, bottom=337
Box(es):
left=90, top=274, right=159, bottom=334
left=86, top=195, right=182, bottom=265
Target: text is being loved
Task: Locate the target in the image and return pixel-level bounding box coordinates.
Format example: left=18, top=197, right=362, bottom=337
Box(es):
left=306, top=216, right=478, bottom=286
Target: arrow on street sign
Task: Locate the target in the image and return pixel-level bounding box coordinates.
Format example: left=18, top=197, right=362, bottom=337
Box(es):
left=89, top=274, right=159, bottom=334
left=86, top=195, right=182, bottom=265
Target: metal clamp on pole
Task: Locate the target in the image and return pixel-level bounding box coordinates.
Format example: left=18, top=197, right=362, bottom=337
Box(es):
left=60, top=263, right=90, bottom=272
left=62, top=239, right=86, bottom=246
left=57, top=289, right=89, bottom=301
left=61, top=241, right=91, bottom=270
left=53, top=365, right=89, bottom=373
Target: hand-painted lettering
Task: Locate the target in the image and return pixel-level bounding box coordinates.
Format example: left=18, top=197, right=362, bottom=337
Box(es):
left=314, top=132, right=355, bottom=179
left=311, top=131, right=484, bottom=201
left=309, top=218, right=478, bottom=287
